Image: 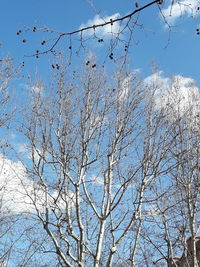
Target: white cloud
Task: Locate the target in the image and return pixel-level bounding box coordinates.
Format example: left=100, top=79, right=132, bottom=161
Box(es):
left=17, top=143, right=48, bottom=164
left=31, top=84, right=44, bottom=93
left=80, top=13, right=121, bottom=37
left=18, top=143, right=28, bottom=154
left=119, top=73, right=132, bottom=102
left=92, top=176, right=104, bottom=186
left=19, top=82, right=44, bottom=94
left=165, top=75, right=200, bottom=117
left=144, top=72, right=200, bottom=120
left=144, top=71, right=170, bottom=91
left=0, top=155, right=32, bottom=214
left=50, top=190, right=76, bottom=211
left=28, top=147, right=43, bottom=163
left=162, top=0, right=200, bottom=24
left=0, top=155, right=75, bottom=215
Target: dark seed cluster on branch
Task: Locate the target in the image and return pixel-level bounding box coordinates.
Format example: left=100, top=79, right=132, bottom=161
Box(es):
left=98, top=39, right=104, bottom=43
left=51, top=64, right=60, bottom=70
left=109, top=53, right=114, bottom=60
left=85, top=61, right=97, bottom=68
left=16, top=29, right=22, bottom=35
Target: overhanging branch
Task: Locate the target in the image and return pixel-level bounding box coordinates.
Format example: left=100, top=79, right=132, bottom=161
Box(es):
left=26, top=0, right=162, bottom=57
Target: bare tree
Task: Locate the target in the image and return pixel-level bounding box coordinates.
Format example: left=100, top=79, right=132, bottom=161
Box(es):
left=165, top=77, right=200, bottom=267
left=136, top=74, right=200, bottom=266
left=0, top=56, right=17, bottom=129
left=0, top=56, right=23, bottom=265
left=0, top=62, right=199, bottom=266
left=15, top=63, right=183, bottom=266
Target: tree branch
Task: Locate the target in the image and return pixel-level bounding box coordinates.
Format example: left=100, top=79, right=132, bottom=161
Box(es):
left=26, top=0, right=162, bottom=57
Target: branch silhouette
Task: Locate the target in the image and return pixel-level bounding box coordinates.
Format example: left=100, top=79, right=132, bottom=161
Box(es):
left=26, top=0, right=162, bottom=57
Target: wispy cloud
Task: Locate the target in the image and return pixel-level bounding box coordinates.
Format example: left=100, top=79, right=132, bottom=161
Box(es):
left=80, top=13, right=121, bottom=37
left=162, top=0, right=200, bottom=24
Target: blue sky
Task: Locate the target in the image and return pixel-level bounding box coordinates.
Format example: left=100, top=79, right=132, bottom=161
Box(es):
left=0, top=0, right=199, bottom=164
left=0, top=0, right=200, bottom=82
left=0, top=2, right=200, bottom=265
left=0, top=0, right=199, bottom=148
